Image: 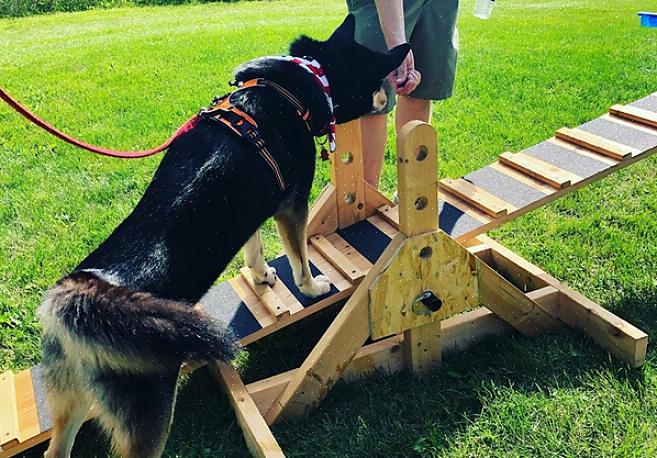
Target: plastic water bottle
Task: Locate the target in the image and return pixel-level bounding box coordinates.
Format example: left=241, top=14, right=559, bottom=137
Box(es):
left=473, top=0, right=495, bottom=19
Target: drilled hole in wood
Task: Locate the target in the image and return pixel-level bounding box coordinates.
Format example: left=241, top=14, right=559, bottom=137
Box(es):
left=341, top=152, right=354, bottom=164
left=357, top=202, right=364, bottom=210
left=344, top=192, right=356, bottom=205
left=419, top=246, right=433, bottom=259
left=415, top=196, right=428, bottom=210
left=416, top=145, right=428, bottom=161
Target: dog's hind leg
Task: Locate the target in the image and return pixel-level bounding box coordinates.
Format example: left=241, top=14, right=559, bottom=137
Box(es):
left=42, top=335, right=91, bottom=458
left=93, top=370, right=178, bottom=458
left=275, top=210, right=331, bottom=298
left=244, top=230, right=277, bottom=286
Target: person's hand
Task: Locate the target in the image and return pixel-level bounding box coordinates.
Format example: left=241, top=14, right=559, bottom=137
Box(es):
left=387, top=48, right=421, bottom=96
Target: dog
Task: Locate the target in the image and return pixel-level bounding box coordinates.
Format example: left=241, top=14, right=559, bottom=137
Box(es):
left=37, top=14, right=410, bottom=458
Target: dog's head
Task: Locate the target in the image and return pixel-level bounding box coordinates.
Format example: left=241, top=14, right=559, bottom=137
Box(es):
left=290, top=14, right=411, bottom=123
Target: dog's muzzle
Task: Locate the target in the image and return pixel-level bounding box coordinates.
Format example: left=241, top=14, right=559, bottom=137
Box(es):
left=372, top=87, right=387, bottom=112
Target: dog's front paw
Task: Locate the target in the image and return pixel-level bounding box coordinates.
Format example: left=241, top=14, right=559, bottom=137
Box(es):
left=252, top=265, right=277, bottom=287
left=300, top=275, right=332, bottom=298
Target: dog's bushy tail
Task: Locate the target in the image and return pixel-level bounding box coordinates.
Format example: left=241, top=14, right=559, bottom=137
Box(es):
left=38, top=271, right=237, bottom=369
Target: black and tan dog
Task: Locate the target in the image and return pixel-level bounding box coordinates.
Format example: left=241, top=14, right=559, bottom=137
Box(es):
left=37, top=14, right=409, bottom=458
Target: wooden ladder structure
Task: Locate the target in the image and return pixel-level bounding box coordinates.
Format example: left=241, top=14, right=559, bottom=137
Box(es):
left=3, top=92, right=657, bottom=458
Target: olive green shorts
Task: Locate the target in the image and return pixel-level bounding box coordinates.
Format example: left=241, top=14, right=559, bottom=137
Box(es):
left=346, top=0, right=460, bottom=113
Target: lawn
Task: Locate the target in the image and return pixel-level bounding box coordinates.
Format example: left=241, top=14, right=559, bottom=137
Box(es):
left=2, top=0, right=657, bottom=456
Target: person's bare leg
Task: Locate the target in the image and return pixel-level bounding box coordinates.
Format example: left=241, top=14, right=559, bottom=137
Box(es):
left=395, top=95, right=431, bottom=135
left=360, top=113, right=389, bottom=188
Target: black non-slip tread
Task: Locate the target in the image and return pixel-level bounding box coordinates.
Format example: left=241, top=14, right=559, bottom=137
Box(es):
left=464, top=166, right=547, bottom=208
left=337, top=219, right=391, bottom=264
left=438, top=200, right=485, bottom=238
left=629, top=95, right=657, bottom=113
left=523, top=141, right=610, bottom=178
left=578, top=117, right=657, bottom=151
left=201, top=280, right=261, bottom=340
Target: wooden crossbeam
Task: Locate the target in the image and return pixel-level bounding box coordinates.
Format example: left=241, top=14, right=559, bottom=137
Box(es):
left=609, top=104, right=657, bottom=129
left=0, top=372, right=19, bottom=449
left=309, top=234, right=364, bottom=283
left=439, top=178, right=517, bottom=217
left=555, top=127, right=637, bottom=160
left=240, top=268, right=290, bottom=319
left=209, top=362, right=285, bottom=458
left=498, top=152, right=581, bottom=189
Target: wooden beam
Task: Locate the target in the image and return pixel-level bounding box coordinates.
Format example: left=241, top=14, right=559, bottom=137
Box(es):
left=309, top=234, right=364, bottom=283
left=609, top=104, right=657, bottom=129
left=478, top=261, right=561, bottom=336
left=364, top=182, right=394, bottom=217
left=330, top=120, right=366, bottom=229
left=439, top=178, right=516, bottom=217
left=0, top=372, right=19, bottom=449
left=264, top=233, right=406, bottom=424
left=209, top=362, right=285, bottom=458
left=404, top=321, right=442, bottom=374
left=498, top=152, right=581, bottom=189
left=397, top=121, right=439, bottom=236
left=240, top=268, right=290, bottom=319
left=555, top=127, right=637, bottom=160
left=307, top=183, right=338, bottom=237
left=476, top=235, right=648, bottom=368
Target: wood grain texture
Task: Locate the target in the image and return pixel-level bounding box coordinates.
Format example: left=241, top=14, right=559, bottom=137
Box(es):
left=330, top=120, right=366, bottom=228
left=610, top=103, right=657, bottom=128
left=439, top=177, right=517, bottom=216
left=499, top=152, right=581, bottom=189
left=369, top=232, right=479, bottom=339
left=556, top=127, right=637, bottom=160
left=240, top=267, right=291, bottom=319
left=307, top=183, right=338, bottom=237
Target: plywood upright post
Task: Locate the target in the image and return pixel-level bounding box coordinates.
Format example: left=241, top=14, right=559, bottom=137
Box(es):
left=396, top=121, right=442, bottom=374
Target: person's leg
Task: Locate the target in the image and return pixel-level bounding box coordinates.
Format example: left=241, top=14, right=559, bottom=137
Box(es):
left=395, top=95, right=431, bottom=134
left=361, top=113, right=389, bottom=187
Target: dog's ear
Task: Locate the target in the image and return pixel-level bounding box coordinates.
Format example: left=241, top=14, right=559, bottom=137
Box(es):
left=378, top=43, right=411, bottom=76
left=328, top=14, right=356, bottom=43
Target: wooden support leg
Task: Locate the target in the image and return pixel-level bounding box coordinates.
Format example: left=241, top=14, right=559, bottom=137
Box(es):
left=264, top=234, right=406, bottom=424
left=404, top=321, right=442, bottom=374
left=210, top=362, right=285, bottom=458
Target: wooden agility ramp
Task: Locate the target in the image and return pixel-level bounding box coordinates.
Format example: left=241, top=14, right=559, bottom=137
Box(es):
left=2, top=92, right=657, bottom=457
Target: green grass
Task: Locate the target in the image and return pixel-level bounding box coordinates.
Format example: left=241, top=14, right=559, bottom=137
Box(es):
left=2, top=0, right=657, bottom=456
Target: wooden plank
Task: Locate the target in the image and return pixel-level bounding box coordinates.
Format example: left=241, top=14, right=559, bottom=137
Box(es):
left=548, top=137, right=619, bottom=166
left=331, top=120, right=367, bottom=228
left=240, top=268, right=291, bottom=319
left=439, top=178, right=517, bottom=217
left=488, top=162, right=555, bottom=194
left=397, top=121, right=439, bottom=236
left=229, top=277, right=276, bottom=329
left=404, top=321, right=441, bottom=374
left=555, top=127, right=637, bottom=160
left=438, top=191, right=493, bottom=224
left=369, top=232, right=479, bottom=339
left=209, top=362, right=285, bottom=458
left=377, top=204, right=399, bottom=227
left=307, top=183, right=338, bottom=237
left=13, top=370, right=40, bottom=443
left=306, top=244, right=351, bottom=292
left=0, top=371, right=19, bottom=449
left=498, top=152, right=581, bottom=189
left=366, top=213, right=399, bottom=239
left=609, top=104, right=657, bottom=129
left=325, top=232, right=373, bottom=273
left=309, top=234, right=364, bottom=283
left=477, top=236, right=648, bottom=367
left=364, top=181, right=394, bottom=217
left=264, top=233, right=406, bottom=424
left=478, top=261, right=561, bottom=336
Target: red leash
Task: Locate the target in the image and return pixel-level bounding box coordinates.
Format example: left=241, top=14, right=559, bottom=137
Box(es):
left=0, top=87, right=199, bottom=159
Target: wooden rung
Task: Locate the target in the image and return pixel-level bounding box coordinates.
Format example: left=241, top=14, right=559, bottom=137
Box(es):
left=376, top=204, right=399, bottom=228
left=555, top=127, right=637, bottom=160
left=240, top=268, right=290, bottom=319
left=498, top=152, right=581, bottom=189
left=14, top=370, right=40, bottom=444
left=0, top=371, right=19, bottom=449
left=309, top=234, right=364, bottom=283
left=609, top=104, right=657, bottom=129
left=209, top=362, right=286, bottom=458
left=439, top=178, right=516, bottom=217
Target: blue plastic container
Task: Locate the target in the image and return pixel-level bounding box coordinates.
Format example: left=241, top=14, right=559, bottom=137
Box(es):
left=638, top=12, right=657, bottom=27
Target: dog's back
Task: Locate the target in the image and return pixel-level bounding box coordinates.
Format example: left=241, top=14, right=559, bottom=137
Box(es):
left=38, top=271, right=236, bottom=458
